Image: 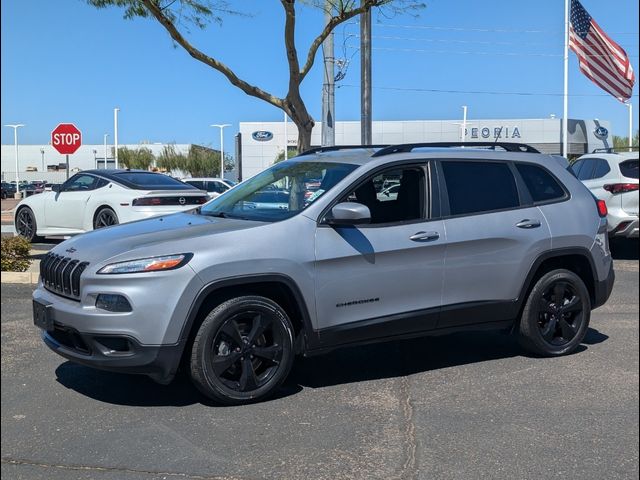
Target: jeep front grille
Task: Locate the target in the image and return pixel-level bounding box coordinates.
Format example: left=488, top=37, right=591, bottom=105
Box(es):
left=40, top=253, right=89, bottom=300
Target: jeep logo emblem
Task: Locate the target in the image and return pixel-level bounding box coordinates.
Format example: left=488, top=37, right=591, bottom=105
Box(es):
left=252, top=131, right=273, bottom=142
left=178, top=197, right=186, bottom=205
left=594, top=126, right=609, bottom=139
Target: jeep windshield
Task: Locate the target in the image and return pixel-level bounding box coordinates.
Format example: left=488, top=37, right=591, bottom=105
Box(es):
left=200, top=161, right=358, bottom=222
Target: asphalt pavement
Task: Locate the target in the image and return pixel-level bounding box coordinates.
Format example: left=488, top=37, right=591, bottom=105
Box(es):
left=1, top=260, right=638, bottom=480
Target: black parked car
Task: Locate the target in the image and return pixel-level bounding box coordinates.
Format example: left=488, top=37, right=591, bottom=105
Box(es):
left=1, top=182, right=17, bottom=199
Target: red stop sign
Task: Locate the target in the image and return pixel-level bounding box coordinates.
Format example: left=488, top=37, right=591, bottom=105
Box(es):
left=51, top=123, right=82, bottom=155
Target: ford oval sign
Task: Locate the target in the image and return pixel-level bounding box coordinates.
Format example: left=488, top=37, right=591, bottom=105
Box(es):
left=594, top=126, right=609, bottom=139
left=252, top=131, right=273, bottom=142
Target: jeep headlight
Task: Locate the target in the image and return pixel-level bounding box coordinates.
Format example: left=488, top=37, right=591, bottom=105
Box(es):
left=97, top=254, right=192, bottom=274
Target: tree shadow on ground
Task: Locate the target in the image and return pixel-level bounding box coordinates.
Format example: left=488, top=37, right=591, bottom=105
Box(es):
left=55, top=327, right=608, bottom=407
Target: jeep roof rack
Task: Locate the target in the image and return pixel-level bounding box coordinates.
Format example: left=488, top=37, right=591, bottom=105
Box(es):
left=299, top=145, right=389, bottom=156
left=371, top=142, right=540, bottom=157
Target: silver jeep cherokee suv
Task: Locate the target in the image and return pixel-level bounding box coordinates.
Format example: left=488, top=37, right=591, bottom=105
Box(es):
left=32, top=142, right=615, bottom=405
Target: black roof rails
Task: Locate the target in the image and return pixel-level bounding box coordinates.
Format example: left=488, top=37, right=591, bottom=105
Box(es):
left=592, top=146, right=639, bottom=153
left=371, top=142, right=540, bottom=157
left=299, top=145, right=389, bottom=156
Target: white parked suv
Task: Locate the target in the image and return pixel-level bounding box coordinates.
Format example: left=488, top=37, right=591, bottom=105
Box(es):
left=571, top=151, right=639, bottom=238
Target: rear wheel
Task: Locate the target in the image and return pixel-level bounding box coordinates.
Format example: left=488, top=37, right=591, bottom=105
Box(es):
left=93, top=207, right=119, bottom=230
left=519, top=269, right=591, bottom=356
left=15, top=207, right=42, bottom=242
left=190, top=296, right=295, bottom=405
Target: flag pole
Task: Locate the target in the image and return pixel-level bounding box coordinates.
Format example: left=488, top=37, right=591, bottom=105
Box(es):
left=563, top=0, right=570, bottom=158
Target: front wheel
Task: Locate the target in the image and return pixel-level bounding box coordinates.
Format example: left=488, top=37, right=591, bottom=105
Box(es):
left=15, top=207, right=42, bottom=242
left=518, top=269, right=591, bottom=356
left=190, top=296, right=295, bottom=405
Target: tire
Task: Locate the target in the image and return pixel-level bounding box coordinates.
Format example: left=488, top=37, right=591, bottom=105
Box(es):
left=15, top=207, right=42, bottom=242
left=190, top=296, right=295, bottom=405
left=93, top=207, right=119, bottom=230
left=518, top=269, right=591, bottom=356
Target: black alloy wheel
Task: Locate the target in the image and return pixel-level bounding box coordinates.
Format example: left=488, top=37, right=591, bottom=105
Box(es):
left=93, top=208, right=119, bottom=229
left=15, top=207, right=39, bottom=242
left=537, top=281, right=584, bottom=346
left=190, top=296, right=295, bottom=405
left=519, top=269, right=591, bottom=356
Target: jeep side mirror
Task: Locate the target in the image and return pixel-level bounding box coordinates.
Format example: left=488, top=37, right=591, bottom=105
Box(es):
left=326, top=202, right=371, bottom=226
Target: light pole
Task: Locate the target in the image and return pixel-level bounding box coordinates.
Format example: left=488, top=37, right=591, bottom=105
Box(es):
left=4, top=124, right=25, bottom=196
left=461, top=105, right=468, bottom=142
left=40, top=147, right=45, bottom=173
left=210, top=124, right=231, bottom=179
left=626, top=103, right=633, bottom=152
left=92, top=149, right=98, bottom=169
left=114, top=107, right=120, bottom=169
left=103, top=133, right=109, bottom=169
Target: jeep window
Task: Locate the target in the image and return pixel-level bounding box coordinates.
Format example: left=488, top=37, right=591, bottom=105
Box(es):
left=340, top=167, right=425, bottom=224
left=442, top=161, right=519, bottom=216
left=620, top=159, right=639, bottom=179
left=516, top=164, right=566, bottom=203
left=200, top=161, right=358, bottom=222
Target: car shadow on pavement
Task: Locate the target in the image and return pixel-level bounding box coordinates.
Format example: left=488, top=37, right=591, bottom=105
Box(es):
left=610, top=238, right=639, bottom=260
left=54, top=327, right=608, bottom=406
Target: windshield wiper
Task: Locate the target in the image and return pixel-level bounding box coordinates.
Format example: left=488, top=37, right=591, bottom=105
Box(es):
left=201, top=210, right=227, bottom=218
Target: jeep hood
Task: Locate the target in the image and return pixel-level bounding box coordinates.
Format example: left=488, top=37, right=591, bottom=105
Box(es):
left=51, top=212, right=262, bottom=264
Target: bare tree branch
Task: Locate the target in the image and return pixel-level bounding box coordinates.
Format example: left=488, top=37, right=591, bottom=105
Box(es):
left=141, top=0, right=283, bottom=109
left=299, top=0, right=383, bottom=81
left=281, top=0, right=302, bottom=93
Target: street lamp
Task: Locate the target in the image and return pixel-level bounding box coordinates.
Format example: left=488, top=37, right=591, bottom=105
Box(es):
left=40, top=147, right=45, bottom=173
left=103, top=133, right=109, bottom=169
left=210, top=124, right=231, bottom=179
left=4, top=124, right=25, bottom=195
left=114, top=107, right=120, bottom=169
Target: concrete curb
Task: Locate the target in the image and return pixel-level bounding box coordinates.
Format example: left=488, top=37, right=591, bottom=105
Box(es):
left=1, top=271, right=39, bottom=284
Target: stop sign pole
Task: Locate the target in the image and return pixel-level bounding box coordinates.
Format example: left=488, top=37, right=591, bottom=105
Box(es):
left=51, top=123, right=82, bottom=179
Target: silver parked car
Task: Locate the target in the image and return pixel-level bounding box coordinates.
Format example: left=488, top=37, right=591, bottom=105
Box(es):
left=570, top=151, right=638, bottom=238
left=33, top=142, right=615, bottom=405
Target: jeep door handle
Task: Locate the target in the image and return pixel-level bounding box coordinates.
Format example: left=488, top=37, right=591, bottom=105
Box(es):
left=409, top=231, right=440, bottom=242
left=516, top=219, right=541, bottom=229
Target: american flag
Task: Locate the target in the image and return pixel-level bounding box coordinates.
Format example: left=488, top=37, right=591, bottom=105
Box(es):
left=569, top=0, right=635, bottom=102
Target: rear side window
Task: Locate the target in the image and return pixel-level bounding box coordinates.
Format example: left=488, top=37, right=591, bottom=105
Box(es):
left=441, top=161, right=519, bottom=216
left=592, top=159, right=611, bottom=179
left=620, top=159, right=639, bottom=179
left=576, top=159, right=596, bottom=180
left=186, top=180, right=205, bottom=190
left=516, top=164, right=566, bottom=203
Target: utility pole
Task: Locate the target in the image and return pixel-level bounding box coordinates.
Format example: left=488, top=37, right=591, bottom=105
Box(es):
left=4, top=124, right=25, bottom=196
left=211, top=124, right=231, bottom=179
left=321, top=2, right=335, bottom=147
left=360, top=0, right=372, bottom=145
left=627, top=103, right=633, bottom=152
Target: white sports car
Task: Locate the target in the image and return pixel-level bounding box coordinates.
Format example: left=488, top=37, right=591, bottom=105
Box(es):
left=14, top=170, right=209, bottom=241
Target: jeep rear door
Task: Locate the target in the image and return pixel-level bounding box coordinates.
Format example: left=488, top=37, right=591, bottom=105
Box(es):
left=314, top=163, right=445, bottom=332
left=436, top=159, right=553, bottom=328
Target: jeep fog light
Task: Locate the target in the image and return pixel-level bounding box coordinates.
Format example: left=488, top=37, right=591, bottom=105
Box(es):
left=96, top=294, right=132, bottom=313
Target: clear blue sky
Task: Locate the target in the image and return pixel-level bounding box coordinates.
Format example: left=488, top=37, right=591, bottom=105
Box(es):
left=1, top=0, right=638, bottom=154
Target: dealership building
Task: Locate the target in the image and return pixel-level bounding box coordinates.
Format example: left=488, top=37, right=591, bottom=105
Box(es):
left=238, top=118, right=612, bottom=180
left=0, top=143, right=214, bottom=184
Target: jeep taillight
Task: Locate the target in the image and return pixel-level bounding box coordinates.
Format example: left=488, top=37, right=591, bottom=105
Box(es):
left=603, top=183, right=639, bottom=194
left=596, top=199, right=608, bottom=218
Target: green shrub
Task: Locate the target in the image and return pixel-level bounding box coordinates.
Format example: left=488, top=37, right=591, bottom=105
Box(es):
left=1, top=236, right=31, bottom=272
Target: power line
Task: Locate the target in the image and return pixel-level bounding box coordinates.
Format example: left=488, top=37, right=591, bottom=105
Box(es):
left=336, top=84, right=640, bottom=98
left=343, top=32, right=639, bottom=50
left=344, top=44, right=639, bottom=58
left=353, top=22, right=639, bottom=36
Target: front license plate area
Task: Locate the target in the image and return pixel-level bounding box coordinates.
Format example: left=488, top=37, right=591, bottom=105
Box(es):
left=33, top=300, right=53, bottom=331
